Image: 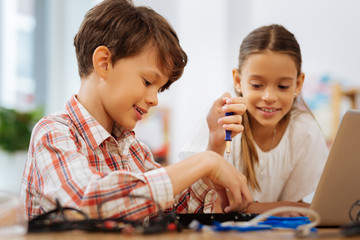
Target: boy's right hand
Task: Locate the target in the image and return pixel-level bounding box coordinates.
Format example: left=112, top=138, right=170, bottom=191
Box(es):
left=206, top=92, right=246, bottom=155
left=205, top=151, right=253, bottom=213
left=166, top=151, right=253, bottom=213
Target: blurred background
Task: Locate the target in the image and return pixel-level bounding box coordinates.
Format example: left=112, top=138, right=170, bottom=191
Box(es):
left=1, top=0, right=359, bottom=194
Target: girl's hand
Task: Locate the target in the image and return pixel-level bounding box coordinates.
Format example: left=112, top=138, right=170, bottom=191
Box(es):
left=206, top=92, right=246, bottom=155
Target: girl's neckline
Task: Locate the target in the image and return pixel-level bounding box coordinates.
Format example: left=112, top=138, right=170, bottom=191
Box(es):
left=254, top=115, right=292, bottom=154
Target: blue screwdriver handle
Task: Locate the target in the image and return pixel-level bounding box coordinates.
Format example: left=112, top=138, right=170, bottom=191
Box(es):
left=225, top=112, right=234, bottom=141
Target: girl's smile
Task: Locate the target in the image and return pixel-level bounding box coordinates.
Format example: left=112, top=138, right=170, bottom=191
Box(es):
left=256, top=106, right=281, bottom=118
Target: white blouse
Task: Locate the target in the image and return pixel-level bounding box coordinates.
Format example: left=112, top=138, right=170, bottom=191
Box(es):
left=179, top=108, right=329, bottom=202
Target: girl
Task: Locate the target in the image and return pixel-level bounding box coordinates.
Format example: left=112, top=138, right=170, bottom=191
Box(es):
left=179, top=24, right=329, bottom=215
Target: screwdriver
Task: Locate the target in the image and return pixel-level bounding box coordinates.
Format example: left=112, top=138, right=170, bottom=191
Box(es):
left=225, top=112, right=234, bottom=161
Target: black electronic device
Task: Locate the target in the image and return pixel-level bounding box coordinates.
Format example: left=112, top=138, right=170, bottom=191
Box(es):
left=175, top=212, right=258, bottom=228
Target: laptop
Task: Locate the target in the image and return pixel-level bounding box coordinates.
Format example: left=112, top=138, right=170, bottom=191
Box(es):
left=310, top=109, right=360, bottom=226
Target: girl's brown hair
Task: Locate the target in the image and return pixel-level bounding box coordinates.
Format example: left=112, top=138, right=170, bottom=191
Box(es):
left=236, top=24, right=310, bottom=190
left=74, top=0, right=187, bottom=92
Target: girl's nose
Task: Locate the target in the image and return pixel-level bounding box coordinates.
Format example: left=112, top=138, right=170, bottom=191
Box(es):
left=262, top=90, right=278, bottom=103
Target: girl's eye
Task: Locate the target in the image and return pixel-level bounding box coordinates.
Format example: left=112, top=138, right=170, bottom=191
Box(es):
left=278, top=85, right=290, bottom=90
left=250, top=83, right=262, bottom=88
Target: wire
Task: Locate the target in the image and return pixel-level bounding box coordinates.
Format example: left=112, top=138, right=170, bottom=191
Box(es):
left=349, top=200, right=360, bottom=223
left=28, top=196, right=179, bottom=234
left=220, top=206, right=320, bottom=238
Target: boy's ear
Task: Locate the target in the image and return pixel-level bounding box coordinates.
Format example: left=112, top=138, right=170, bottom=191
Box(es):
left=232, top=68, right=242, bottom=94
left=92, top=46, right=112, bottom=79
left=295, top=72, right=305, bottom=96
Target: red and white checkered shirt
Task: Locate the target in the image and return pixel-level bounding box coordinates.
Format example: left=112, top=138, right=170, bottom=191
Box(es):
left=20, top=95, right=215, bottom=220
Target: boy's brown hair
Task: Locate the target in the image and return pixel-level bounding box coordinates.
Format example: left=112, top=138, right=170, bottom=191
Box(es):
left=74, top=0, right=187, bottom=91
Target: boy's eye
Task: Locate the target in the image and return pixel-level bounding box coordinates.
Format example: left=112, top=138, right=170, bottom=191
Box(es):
left=143, top=79, right=152, bottom=86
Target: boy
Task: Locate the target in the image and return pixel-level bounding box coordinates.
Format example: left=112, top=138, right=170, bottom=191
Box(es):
left=20, top=0, right=252, bottom=220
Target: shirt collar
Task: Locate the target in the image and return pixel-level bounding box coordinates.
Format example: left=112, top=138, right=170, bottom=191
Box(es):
left=65, top=95, right=136, bottom=150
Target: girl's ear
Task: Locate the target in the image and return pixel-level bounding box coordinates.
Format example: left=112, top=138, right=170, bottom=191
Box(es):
left=295, top=72, right=305, bottom=96
left=92, top=46, right=112, bottom=79
left=232, top=68, right=242, bottom=94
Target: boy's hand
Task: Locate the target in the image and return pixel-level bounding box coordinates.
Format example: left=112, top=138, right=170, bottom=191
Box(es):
left=205, top=152, right=253, bottom=213
left=166, top=151, right=253, bottom=213
left=206, top=92, right=246, bottom=155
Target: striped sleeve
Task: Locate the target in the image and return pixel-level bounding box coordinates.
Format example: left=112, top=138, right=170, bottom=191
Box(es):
left=24, top=128, right=173, bottom=220
left=173, top=178, right=216, bottom=213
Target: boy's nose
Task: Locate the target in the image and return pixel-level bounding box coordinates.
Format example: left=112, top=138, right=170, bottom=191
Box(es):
left=145, top=92, right=158, bottom=106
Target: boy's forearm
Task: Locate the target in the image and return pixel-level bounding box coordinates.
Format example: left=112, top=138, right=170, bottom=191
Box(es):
left=165, top=151, right=216, bottom=196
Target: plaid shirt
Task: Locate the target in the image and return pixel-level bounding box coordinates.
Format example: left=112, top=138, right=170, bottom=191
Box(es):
left=20, top=95, right=215, bottom=220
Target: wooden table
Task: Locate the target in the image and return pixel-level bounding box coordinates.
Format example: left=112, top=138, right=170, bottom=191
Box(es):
left=6, top=228, right=360, bottom=240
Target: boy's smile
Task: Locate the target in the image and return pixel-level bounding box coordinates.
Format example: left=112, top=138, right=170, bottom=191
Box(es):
left=134, top=105, right=148, bottom=121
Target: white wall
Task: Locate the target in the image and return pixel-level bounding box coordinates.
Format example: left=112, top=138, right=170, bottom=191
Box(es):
left=46, top=0, right=95, bottom=114
left=45, top=0, right=360, bottom=164
left=134, top=0, right=251, bottom=163
left=160, top=0, right=231, bottom=164
left=248, top=0, right=360, bottom=86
